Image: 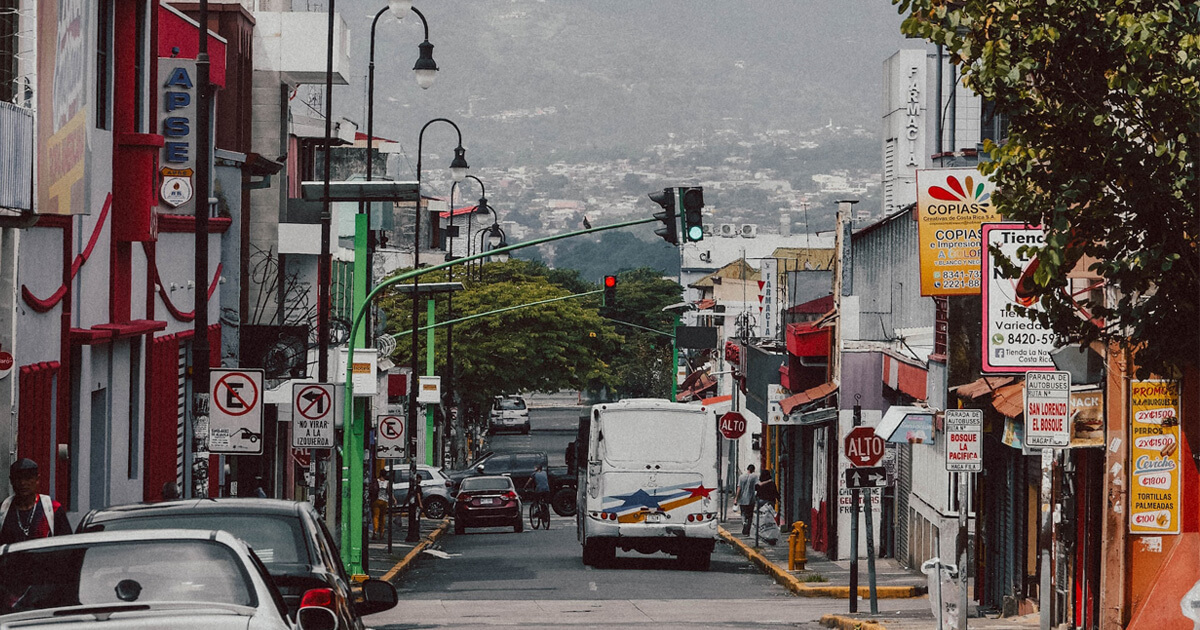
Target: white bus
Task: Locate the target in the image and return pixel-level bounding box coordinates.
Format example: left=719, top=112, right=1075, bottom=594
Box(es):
left=575, top=399, right=719, bottom=570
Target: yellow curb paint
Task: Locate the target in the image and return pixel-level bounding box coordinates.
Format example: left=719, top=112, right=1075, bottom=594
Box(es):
left=380, top=518, right=451, bottom=583
left=819, top=613, right=889, bottom=630
left=717, top=527, right=924, bottom=599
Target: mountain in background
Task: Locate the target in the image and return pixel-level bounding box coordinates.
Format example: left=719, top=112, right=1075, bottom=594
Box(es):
left=339, top=1, right=913, bottom=171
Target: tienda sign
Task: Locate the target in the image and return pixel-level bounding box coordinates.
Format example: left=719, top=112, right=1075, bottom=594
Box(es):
left=916, top=169, right=1002, bottom=296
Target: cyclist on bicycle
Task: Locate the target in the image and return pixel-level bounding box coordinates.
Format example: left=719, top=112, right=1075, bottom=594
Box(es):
left=525, top=465, right=551, bottom=519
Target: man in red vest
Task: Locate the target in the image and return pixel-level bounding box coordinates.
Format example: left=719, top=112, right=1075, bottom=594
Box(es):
left=0, top=459, right=72, bottom=544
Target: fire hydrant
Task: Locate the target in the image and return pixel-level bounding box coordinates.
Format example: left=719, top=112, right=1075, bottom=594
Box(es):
left=788, top=521, right=807, bottom=571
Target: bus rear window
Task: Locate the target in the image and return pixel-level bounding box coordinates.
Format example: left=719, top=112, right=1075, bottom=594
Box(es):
left=600, top=412, right=704, bottom=463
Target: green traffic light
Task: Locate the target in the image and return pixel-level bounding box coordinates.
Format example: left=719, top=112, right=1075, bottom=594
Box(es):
left=687, top=225, right=704, bottom=241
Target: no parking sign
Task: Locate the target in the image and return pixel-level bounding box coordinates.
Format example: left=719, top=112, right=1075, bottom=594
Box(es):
left=376, top=415, right=407, bottom=460
left=209, top=369, right=264, bottom=454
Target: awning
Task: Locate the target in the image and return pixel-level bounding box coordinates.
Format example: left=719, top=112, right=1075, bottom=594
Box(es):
left=882, top=354, right=927, bottom=400
left=953, top=376, right=1015, bottom=400
left=991, top=383, right=1025, bottom=418
left=874, top=405, right=935, bottom=444
left=780, top=381, right=837, bottom=415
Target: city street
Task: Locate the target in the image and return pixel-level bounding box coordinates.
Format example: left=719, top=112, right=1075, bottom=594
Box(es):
left=366, top=407, right=930, bottom=629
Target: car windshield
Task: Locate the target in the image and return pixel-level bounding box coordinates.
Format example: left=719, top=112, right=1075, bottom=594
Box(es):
left=496, top=399, right=525, bottom=411
left=0, top=540, right=256, bottom=615
left=83, top=514, right=309, bottom=566
left=460, top=477, right=513, bottom=492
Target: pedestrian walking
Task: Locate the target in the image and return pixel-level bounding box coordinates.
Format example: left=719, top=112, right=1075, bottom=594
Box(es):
left=734, top=464, right=757, bottom=535
left=755, top=468, right=779, bottom=506
left=371, top=470, right=391, bottom=539
left=0, top=459, right=72, bottom=544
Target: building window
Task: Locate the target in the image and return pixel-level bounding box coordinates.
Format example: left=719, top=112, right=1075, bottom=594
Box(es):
left=128, top=338, right=142, bottom=479
left=0, top=0, right=16, bottom=103
left=133, top=0, right=147, bottom=132
left=981, top=100, right=1009, bottom=146
left=95, top=0, right=113, bottom=129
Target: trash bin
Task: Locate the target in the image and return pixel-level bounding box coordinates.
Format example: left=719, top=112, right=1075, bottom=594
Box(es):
left=921, top=557, right=961, bottom=630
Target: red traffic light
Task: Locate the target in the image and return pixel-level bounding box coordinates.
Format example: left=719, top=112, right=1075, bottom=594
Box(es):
left=604, top=276, right=616, bottom=288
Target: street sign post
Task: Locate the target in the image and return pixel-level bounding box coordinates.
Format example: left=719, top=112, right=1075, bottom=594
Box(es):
left=376, top=415, right=407, bottom=460
left=719, top=412, right=747, bottom=440
left=208, top=369, right=264, bottom=454
left=1025, top=370, right=1071, bottom=448
left=945, top=409, right=983, bottom=472
left=845, top=426, right=885, bottom=467
left=292, top=383, right=335, bottom=449
left=845, top=466, right=889, bottom=489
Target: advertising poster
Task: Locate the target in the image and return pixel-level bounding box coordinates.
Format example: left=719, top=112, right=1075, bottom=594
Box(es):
left=981, top=223, right=1058, bottom=372
left=1129, top=380, right=1181, bottom=534
left=37, top=0, right=92, bottom=215
left=916, top=168, right=1002, bottom=295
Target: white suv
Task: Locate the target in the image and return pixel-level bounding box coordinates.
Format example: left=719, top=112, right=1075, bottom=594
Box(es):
left=488, top=395, right=530, bottom=435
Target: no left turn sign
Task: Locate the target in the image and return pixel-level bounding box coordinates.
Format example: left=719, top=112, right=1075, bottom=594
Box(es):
left=209, top=369, right=264, bottom=454
left=293, top=383, right=335, bottom=449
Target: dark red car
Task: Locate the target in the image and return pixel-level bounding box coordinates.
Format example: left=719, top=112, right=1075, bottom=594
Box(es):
left=454, top=475, right=523, bottom=534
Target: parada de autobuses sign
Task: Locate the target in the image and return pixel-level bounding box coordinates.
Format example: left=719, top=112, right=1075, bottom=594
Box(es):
left=916, top=168, right=1003, bottom=296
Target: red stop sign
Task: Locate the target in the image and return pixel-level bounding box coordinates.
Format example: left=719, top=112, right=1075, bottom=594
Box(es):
left=844, top=426, right=885, bottom=467
left=719, top=412, right=747, bottom=439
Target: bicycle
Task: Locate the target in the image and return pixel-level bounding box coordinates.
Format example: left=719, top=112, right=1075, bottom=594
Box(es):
left=528, top=495, right=550, bottom=530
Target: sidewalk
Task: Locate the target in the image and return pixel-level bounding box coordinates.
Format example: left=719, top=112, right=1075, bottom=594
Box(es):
left=718, top=516, right=925, bottom=599
left=720, top=512, right=1039, bottom=629
left=364, top=516, right=451, bottom=583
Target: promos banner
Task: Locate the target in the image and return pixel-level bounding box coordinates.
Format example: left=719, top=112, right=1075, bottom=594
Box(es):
left=37, top=0, right=92, bottom=215
left=916, top=169, right=1002, bottom=295
left=1129, top=380, right=1181, bottom=535
left=981, top=223, right=1058, bottom=372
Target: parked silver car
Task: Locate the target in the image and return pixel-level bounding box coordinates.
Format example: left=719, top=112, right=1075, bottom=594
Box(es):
left=388, top=464, right=455, bottom=519
left=0, top=529, right=335, bottom=630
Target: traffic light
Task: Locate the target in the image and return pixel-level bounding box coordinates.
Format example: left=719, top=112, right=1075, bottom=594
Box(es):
left=680, top=187, right=704, bottom=242
left=648, top=188, right=678, bottom=245
left=603, top=275, right=617, bottom=308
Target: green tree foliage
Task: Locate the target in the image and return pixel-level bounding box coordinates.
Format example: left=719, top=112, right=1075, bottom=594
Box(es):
left=601, top=268, right=684, bottom=399
left=895, top=0, right=1199, bottom=376
left=553, top=231, right=681, bottom=282
left=377, top=260, right=622, bottom=410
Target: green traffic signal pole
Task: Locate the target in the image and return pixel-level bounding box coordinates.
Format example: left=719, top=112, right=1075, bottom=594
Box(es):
left=339, top=217, right=654, bottom=573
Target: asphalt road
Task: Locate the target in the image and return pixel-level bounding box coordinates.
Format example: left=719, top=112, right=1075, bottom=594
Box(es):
left=367, top=405, right=929, bottom=629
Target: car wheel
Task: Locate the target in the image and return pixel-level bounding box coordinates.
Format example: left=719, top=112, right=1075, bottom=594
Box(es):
left=454, top=519, right=465, bottom=535
left=423, top=497, right=450, bottom=520
left=514, top=517, right=523, bottom=533
left=551, top=488, right=577, bottom=517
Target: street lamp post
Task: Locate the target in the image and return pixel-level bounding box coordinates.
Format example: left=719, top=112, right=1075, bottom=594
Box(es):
left=408, top=118, right=468, bottom=542
left=445, top=175, right=485, bottom=468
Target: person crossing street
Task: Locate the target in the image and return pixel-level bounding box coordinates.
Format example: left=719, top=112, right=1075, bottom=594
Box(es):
left=0, top=459, right=72, bottom=545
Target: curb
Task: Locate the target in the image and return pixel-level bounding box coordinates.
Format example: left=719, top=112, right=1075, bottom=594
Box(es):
left=717, top=527, right=925, bottom=599
left=819, top=613, right=889, bottom=630
left=380, top=518, right=451, bottom=583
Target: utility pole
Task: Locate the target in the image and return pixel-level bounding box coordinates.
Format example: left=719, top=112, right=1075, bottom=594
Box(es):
left=849, top=400, right=860, bottom=614
left=190, top=0, right=212, bottom=499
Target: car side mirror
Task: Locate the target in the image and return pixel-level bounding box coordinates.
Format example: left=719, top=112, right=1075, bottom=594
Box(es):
left=475, top=464, right=485, bottom=474
left=354, top=578, right=398, bottom=616
left=297, top=606, right=337, bottom=630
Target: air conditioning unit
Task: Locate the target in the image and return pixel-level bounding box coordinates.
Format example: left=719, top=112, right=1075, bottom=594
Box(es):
left=740, top=224, right=758, bottom=238
left=718, top=224, right=737, bottom=238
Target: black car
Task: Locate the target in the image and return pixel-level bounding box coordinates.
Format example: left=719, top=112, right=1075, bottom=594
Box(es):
left=454, top=475, right=522, bottom=534
left=446, top=451, right=577, bottom=516
left=76, top=498, right=396, bottom=629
